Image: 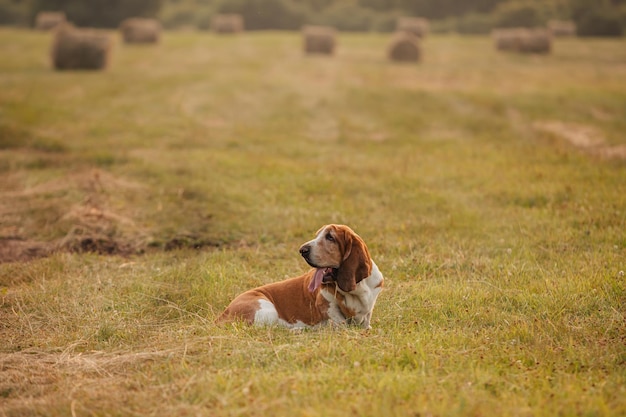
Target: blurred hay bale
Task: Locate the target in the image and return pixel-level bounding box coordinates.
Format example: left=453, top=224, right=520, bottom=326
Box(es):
left=387, top=31, right=420, bottom=62
left=35, top=11, right=66, bottom=31
left=120, top=18, right=161, bottom=44
left=492, top=28, right=551, bottom=54
left=396, top=17, right=429, bottom=38
left=211, top=14, right=244, bottom=34
left=302, top=25, right=336, bottom=55
left=548, top=20, right=577, bottom=37
left=519, top=28, right=552, bottom=54
left=492, top=28, right=524, bottom=51
left=51, top=24, right=111, bottom=70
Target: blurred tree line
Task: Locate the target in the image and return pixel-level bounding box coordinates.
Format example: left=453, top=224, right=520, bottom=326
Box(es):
left=1, top=0, right=624, bottom=36
left=0, top=0, right=162, bottom=27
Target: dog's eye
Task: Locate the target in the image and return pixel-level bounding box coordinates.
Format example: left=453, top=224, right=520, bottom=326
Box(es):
left=325, top=233, right=335, bottom=242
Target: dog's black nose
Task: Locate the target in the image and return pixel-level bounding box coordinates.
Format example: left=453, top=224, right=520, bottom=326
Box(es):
left=299, top=245, right=310, bottom=257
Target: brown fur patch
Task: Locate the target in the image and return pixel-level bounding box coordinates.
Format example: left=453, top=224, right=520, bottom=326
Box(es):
left=218, top=270, right=330, bottom=326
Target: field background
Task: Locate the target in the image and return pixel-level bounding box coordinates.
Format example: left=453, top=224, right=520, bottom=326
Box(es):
left=1, top=28, right=625, bottom=416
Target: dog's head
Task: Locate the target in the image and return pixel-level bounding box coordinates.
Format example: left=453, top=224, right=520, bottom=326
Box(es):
left=299, top=224, right=372, bottom=292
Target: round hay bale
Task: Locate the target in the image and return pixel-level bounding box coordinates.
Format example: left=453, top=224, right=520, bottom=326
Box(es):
left=519, top=28, right=552, bottom=54
left=493, top=28, right=552, bottom=54
left=211, top=14, right=244, bottom=34
left=548, top=20, right=577, bottom=37
left=51, top=24, right=111, bottom=71
left=492, top=28, right=524, bottom=51
left=302, top=25, right=337, bottom=55
left=35, top=11, right=66, bottom=31
left=396, top=17, right=429, bottom=38
left=120, top=18, right=161, bottom=44
left=387, top=31, right=421, bottom=62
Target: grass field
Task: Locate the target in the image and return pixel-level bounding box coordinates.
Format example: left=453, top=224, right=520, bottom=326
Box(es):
left=1, top=28, right=625, bottom=416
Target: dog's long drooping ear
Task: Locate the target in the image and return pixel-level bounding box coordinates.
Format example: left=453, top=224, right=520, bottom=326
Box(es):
left=336, top=227, right=372, bottom=292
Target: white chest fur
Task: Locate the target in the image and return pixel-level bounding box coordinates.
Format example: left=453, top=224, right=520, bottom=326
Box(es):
left=321, top=261, right=383, bottom=329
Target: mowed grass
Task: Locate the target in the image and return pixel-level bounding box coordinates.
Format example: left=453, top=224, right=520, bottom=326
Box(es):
left=1, top=28, right=625, bottom=416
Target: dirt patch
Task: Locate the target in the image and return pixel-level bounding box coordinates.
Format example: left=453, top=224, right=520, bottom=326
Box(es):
left=161, top=233, right=222, bottom=251
left=0, top=170, right=145, bottom=263
left=0, top=238, right=52, bottom=263
left=0, top=169, right=218, bottom=264
left=533, top=120, right=626, bottom=160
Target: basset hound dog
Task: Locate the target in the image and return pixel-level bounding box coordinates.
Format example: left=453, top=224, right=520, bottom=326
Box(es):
left=218, top=224, right=384, bottom=329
